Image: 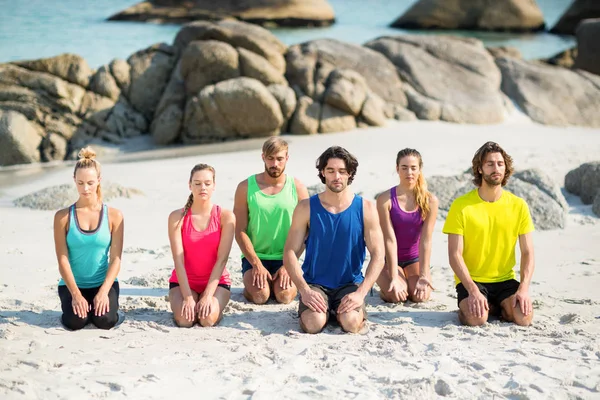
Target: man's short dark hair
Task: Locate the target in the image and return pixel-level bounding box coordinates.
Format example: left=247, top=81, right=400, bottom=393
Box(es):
left=316, top=146, right=359, bottom=185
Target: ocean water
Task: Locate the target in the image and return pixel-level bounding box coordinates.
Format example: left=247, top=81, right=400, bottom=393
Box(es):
left=0, top=0, right=576, bottom=69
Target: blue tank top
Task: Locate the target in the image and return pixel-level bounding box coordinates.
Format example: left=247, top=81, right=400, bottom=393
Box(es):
left=58, top=204, right=113, bottom=289
left=301, top=194, right=366, bottom=289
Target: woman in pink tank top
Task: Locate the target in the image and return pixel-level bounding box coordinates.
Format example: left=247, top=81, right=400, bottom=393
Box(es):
left=376, top=149, right=439, bottom=304
left=168, top=164, right=234, bottom=327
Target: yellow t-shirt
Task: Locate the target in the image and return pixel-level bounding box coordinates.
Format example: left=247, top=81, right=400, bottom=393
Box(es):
left=443, top=189, right=534, bottom=285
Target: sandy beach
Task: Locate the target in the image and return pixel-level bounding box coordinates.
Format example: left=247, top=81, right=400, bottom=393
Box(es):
left=1, top=118, right=599, bottom=399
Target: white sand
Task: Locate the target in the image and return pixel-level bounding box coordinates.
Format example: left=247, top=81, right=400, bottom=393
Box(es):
left=1, top=119, right=599, bottom=399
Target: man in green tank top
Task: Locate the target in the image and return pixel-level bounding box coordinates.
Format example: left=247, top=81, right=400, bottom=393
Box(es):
left=234, top=137, right=309, bottom=304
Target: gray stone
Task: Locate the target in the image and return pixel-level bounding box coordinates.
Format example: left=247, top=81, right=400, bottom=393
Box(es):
left=128, top=44, right=177, bottom=119
left=13, top=53, right=93, bottom=87
left=173, top=20, right=287, bottom=74
left=13, top=182, right=143, bottom=210
left=574, top=19, right=600, bottom=76
left=513, top=168, right=568, bottom=210
left=0, top=110, right=41, bottom=165
left=323, top=69, right=368, bottom=116
left=505, top=179, right=566, bottom=230
left=152, top=103, right=183, bottom=145
left=593, top=192, right=600, bottom=217
left=360, top=93, right=387, bottom=126
left=366, top=35, right=505, bottom=124
left=40, top=132, right=67, bottom=162
left=109, top=59, right=131, bottom=95
left=89, top=65, right=121, bottom=100
left=238, top=47, right=286, bottom=86
left=319, top=103, right=356, bottom=133
left=286, top=39, right=407, bottom=107
left=289, top=95, right=320, bottom=135
left=391, top=0, right=545, bottom=32
left=497, top=57, right=600, bottom=127
left=180, top=40, right=240, bottom=96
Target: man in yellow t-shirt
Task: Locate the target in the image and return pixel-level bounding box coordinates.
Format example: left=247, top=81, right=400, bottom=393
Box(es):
left=443, top=142, right=535, bottom=327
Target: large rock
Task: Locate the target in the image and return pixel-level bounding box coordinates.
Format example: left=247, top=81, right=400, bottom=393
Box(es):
left=391, top=0, right=545, bottom=32
left=286, top=39, right=407, bottom=107
left=128, top=43, right=177, bottom=120
left=323, top=69, right=368, bottom=116
left=238, top=47, right=286, bottom=86
left=108, top=0, right=335, bottom=27
left=0, top=110, right=42, bottom=166
left=574, top=19, right=600, bottom=76
left=565, top=162, right=600, bottom=205
left=109, top=59, right=131, bottom=95
left=319, top=103, right=356, bottom=133
left=267, top=84, right=296, bottom=130
left=366, top=35, right=505, bottom=124
left=427, top=169, right=568, bottom=230
left=89, top=65, right=121, bottom=100
left=13, top=53, right=92, bottom=88
left=550, top=0, right=600, bottom=35
left=289, top=95, right=320, bottom=135
left=152, top=61, right=186, bottom=145
left=174, top=20, right=287, bottom=74
left=180, top=40, right=240, bottom=96
left=497, top=57, right=600, bottom=127
left=182, top=77, right=283, bottom=143
left=593, top=192, right=600, bottom=217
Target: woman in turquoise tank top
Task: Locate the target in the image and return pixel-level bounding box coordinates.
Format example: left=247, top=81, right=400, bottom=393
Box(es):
left=53, top=147, right=124, bottom=330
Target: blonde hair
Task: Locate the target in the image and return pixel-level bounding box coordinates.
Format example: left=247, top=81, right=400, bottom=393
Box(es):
left=73, top=146, right=102, bottom=202
left=180, top=164, right=216, bottom=224
left=396, top=148, right=430, bottom=221
left=262, top=136, right=288, bottom=157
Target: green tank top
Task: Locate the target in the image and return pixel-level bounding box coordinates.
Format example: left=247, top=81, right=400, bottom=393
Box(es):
left=246, top=174, right=298, bottom=260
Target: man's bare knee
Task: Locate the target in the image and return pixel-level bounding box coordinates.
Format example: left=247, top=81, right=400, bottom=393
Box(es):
left=198, top=313, right=220, bottom=327
left=275, top=288, right=296, bottom=304
left=408, top=294, right=427, bottom=303
left=300, top=312, right=327, bottom=334
left=338, top=310, right=364, bottom=333
left=380, top=290, right=401, bottom=304
left=244, top=287, right=270, bottom=305
left=174, top=316, right=194, bottom=328
left=458, top=310, right=488, bottom=327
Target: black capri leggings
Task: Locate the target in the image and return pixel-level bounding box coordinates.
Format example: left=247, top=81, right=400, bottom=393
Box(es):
left=58, top=281, right=120, bottom=330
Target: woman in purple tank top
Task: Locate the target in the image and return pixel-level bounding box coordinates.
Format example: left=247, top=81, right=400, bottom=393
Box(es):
left=376, top=148, right=439, bottom=303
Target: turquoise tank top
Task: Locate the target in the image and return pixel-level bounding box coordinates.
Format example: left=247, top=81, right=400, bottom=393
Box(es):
left=59, top=204, right=113, bottom=288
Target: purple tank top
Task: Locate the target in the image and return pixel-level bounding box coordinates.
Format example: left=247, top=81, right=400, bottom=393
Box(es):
left=389, top=186, right=424, bottom=262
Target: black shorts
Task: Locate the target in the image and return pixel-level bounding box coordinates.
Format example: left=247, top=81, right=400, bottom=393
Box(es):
left=456, top=279, right=520, bottom=309
left=398, top=257, right=419, bottom=268
left=241, top=258, right=283, bottom=276
left=169, top=282, right=231, bottom=291
left=298, top=283, right=367, bottom=318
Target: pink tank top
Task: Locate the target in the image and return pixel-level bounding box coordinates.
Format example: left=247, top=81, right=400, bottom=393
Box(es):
left=169, top=205, right=231, bottom=293
left=389, top=186, right=424, bottom=262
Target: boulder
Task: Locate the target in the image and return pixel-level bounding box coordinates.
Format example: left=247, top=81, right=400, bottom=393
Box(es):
left=267, top=84, right=297, bottom=130
left=238, top=47, right=286, bottom=86
left=180, top=40, right=240, bottom=96
left=109, top=59, right=131, bottom=95
left=550, top=0, right=600, bottom=35
left=40, top=132, right=67, bottom=162
left=128, top=43, right=177, bottom=120
left=391, top=0, right=545, bottom=32
left=565, top=162, right=600, bottom=204
left=13, top=53, right=92, bottom=88
left=174, top=20, right=287, bottom=74
left=497, top=57, right=600, bottom=127
left=319, top=103, right=356, bottom=133
left=366, top=35, right=505, bottom=124
left=152, top=61, right=186, bottom=144
left=104, top=98, right=148, bottom=138
left=182, top=77, right=283, bottom=143
left=0, top=110, right=42, bottom=166
left=323, top=69, right=368, bottom=116
left=289, top=95, right=320, bottom=135
left=360, top=93, right=387, bottom=126
left=108, top=0, right=335, bottom=27
left=574, top=19, right=600, bottom=76
left=285, top=39, right=407, bottom=107
left=593, top=192, right=600, bottom=217
left=427, top=169, right=568, bottom=230
left=89, top=65, right=121, bottom=100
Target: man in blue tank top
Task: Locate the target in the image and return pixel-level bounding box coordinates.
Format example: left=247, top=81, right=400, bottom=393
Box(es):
left=284, top=146, right=385, bottom=334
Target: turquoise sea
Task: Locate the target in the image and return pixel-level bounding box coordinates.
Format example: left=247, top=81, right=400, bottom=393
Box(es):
left=0, top=0, right=576, bottom=68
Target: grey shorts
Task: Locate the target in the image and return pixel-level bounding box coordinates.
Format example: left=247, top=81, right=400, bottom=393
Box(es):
left=298, top=283, right=367, bottom=318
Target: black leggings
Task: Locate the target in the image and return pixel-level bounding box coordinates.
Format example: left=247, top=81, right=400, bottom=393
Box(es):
left=58, top=281, right=120, bottom=330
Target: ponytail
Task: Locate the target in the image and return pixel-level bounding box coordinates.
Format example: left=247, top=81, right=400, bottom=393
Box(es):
left=396, top=148, right=430, bottom=221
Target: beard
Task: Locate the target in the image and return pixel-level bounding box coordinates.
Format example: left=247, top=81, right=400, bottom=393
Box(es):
left=264, top=163, right=284, bottom=178
left=326, top=181, right=346, bottom=193
left=483, top=173, right=503, bottom=186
